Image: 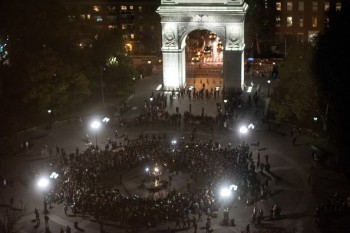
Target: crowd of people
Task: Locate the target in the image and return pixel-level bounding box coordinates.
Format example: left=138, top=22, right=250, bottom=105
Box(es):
left=47, top=132, right=272, bottom=232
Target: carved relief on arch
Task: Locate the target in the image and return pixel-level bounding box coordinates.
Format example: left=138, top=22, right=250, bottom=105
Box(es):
left=226, top=25, right=241, bottom=50
left=178, top=25, right=189, bottom=40
left=163, top=25, right=177, bottom=48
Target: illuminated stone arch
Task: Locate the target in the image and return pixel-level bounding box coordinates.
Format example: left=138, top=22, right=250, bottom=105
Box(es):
left=157, top=0, right=248, bottom=90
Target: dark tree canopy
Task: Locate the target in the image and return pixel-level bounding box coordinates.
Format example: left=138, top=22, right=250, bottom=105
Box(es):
left=0, top=0, right=135, bottom=135
left=314, top=1, right=350, bottom=165
left=270, top=44, right=321, bottom=127
left=245, top=0, right=277, bottom=56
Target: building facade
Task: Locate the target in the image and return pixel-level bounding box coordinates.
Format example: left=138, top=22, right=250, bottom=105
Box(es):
left=65, top=0, right=162, bottom=55
left=274, top=0, right=342, bottom=46
left=64, top=1, right=343, bottom=57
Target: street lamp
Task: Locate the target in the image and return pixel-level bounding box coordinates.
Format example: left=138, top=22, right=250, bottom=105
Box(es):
left=90, top=120, right=101, bottom=147
left=267, top=79, right=271, bottom=97
left=239, top=125, right=248, bottom=143
left=47, top=109, right=52, bottom=129
left=37, top=177, right=50, bottom=214
left=224, top=99, right=228, bottom=115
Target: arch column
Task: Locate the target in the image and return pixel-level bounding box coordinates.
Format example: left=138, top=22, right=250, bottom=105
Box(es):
left=162, top=48, right=186, bottom=89
left=223, top=22, right=245, bottom=91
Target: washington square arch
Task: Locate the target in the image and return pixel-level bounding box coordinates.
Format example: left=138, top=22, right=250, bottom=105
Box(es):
left=157, top=0, right=248, bottom=92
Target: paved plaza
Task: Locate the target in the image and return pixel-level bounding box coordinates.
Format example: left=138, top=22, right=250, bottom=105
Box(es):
left=0, top=69, right=349, bottom=233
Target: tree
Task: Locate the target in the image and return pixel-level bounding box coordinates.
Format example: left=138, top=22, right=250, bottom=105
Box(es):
left=314, top=0, right=350, bottom=165
left=24, top=47, right=90, bottom=113
left=0, top=0, right=93, bottom=133
left=245, top=0, right=277, bottom=56
left=90, top=30, right=136, bottom=97
left=270, top=44, right=322, bottom=128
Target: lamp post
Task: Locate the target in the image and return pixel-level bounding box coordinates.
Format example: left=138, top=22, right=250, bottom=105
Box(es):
left=37, top=177, right=50, bottom=214
left=90, top=120, right=101, bottom=147
left=224, top=99, right=228, bottom=115
left=239, top=125, right=248, bottom=144
left=267, top=79, right=271, bottom=97
left=47, top=109, right=52, bottom=129
left=220, top=186, right=232, bottom=222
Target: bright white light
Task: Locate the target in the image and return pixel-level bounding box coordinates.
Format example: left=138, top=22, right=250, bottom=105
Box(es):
left=156, top=84, right=162, bottom=91
left=239, top=125, right=248, bottom=134
left=220, top=187, right=231, bottom=198
left=37, top=178, right=49, bottom=188
left=47, top=109, right=52, bottom=114
left=247, top=86, right=252, bottom=93
left=145, top=167, right=149, bottom=172
left=248, top=123, right=255, bottom=129
left=171, top=140, right=177, bottom=145
left=267, top=80, right=271, bottom=84
left=224, top=99, right=228, bottom=103
left=102, top=117, right=110, bottom=123
left=229, top=184, right=238, bottom=191
left=150, top=97, right=154, bottom=101
left=49, top=172, right=59, bottom=179
left=154, top=167, right=159, bottom=173
left=91, top=120, right=101, bottom=129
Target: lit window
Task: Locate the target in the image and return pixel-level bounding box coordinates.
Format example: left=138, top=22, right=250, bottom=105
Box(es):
left=336, top=3, right=341, bottom=11
left=139, top=6, right=143, bottom=12
left=122, top=24, right=127, bottom=30
left=312, top=16, right=317, bottom=27
left=80, top=14, right=85, bottom=20
left=130, top=34, right=135, bottom=39
left=287, top=2, right=293, bottom=11
left=95, top=16, right=103, bottom=22
left=324, top=2, right=330, bottom=11
left=299, top=18, right=304, bottom=27
left=298, top=2, right=304, bottom=11
left=287, top=16, right=293, bottom=27
left=312, top=2, right=318, bottom=12
left=276, top=16, right=281, bottom=27
left=130, top=6, right=134, bottom=10
left=276, top=2, right=281, bottom=11
left=108, top=25, right=116, bottom=29
left=86, top=14, right=91, bottom=20
left=121, top=6, right=127, bottom=11
left=93, top=6, right=100, bottom=12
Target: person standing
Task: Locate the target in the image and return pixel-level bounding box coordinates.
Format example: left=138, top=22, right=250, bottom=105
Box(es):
left=44, top=215, right=49, bottom=231
left=193, top=217, right=198, bottom=233
left=246, top=223, right=250, bottom=233
left=34, top=208, right=40, bottom=225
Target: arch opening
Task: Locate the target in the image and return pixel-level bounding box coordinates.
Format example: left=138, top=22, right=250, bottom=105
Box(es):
left=183, top=29, right=224, bottom=92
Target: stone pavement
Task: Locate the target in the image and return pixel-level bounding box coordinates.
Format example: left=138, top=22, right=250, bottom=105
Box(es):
left=0, top=69, right=349, bottom=233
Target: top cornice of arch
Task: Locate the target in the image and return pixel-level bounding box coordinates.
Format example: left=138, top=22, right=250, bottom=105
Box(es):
left=161, top=0, right=245, bottom=5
